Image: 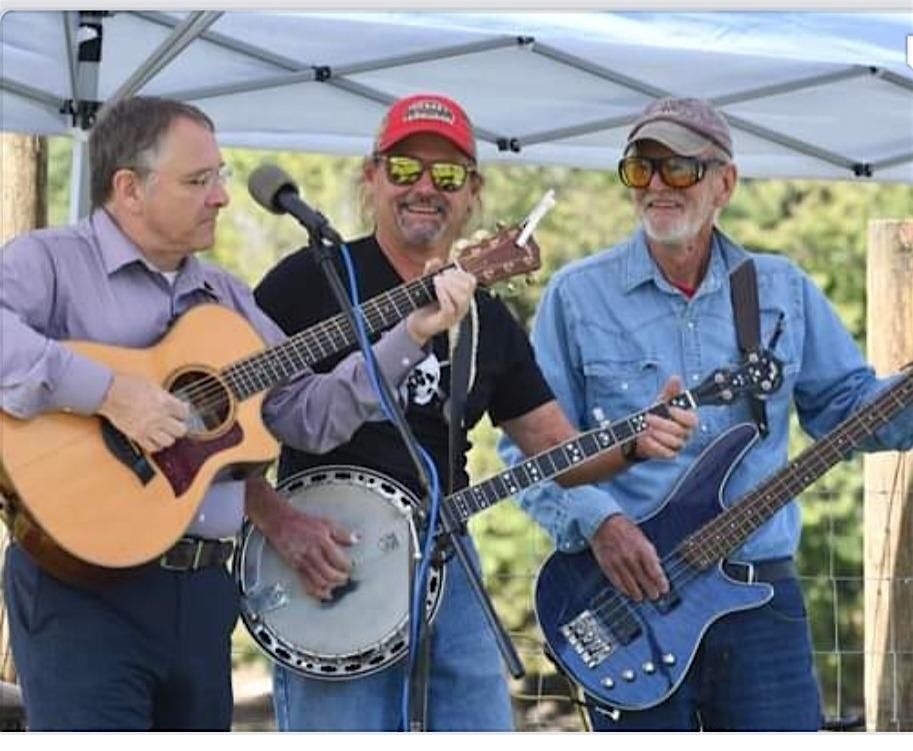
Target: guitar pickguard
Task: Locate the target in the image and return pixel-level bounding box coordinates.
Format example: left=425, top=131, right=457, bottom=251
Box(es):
left=152, top=422, right=244, bottom=497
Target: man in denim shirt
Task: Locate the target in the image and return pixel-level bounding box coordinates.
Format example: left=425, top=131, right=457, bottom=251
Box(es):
left=500, top=97, right=913, bottom=730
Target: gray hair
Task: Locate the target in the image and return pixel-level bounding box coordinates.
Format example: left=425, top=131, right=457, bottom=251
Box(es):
left=89, top=96, right=214, bottom=208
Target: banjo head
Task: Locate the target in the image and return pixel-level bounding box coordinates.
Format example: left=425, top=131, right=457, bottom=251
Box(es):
left=235, top=466, right=445, bottom=680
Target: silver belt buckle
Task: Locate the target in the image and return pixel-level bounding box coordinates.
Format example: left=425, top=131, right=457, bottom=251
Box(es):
left=159, top=537, right=202, bottom=571
left=160, top=546, right=184, bottom=571
left=191, top=539, right=205, bottom=570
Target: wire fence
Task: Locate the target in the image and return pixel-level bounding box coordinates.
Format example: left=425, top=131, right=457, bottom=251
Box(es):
left=1, top=472, right=910, bottom=731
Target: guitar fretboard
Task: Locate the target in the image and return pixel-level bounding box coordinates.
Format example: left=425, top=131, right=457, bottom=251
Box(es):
left=680, top=369, right=913, bottom=569
left=221, top=269, right=451, bottom=400
left=446, top=392, right=695, bottom=525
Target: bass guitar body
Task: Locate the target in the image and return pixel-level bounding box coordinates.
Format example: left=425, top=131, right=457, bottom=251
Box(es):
left=535, top=425, right=774, bottom=711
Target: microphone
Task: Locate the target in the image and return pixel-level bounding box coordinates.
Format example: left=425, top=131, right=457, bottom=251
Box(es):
left=248, top=164, right=343, bottom=245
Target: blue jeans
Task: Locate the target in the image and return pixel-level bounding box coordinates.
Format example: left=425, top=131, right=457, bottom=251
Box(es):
left=3, top=543, right=239, bottom=730
left=272, top=540, right=514, bottom=731
left=587, top=575, right=823, bottom=731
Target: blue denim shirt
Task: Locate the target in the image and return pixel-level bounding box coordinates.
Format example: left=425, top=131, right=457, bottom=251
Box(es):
left=499, top=227, right=913, bottom=561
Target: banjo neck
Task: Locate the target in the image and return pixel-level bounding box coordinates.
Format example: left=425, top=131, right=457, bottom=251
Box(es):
left=445, top=349, right=786, bottom=527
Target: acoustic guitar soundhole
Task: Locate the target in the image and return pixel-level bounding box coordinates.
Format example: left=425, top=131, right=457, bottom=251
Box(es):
left=170, top=369, right=232, bottom=436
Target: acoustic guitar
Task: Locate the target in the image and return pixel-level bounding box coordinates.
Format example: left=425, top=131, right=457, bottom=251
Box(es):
left=0, top=226, right=540, bottom=582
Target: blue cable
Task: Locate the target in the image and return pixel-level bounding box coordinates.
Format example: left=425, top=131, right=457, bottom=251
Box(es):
left=338, top=243, right=443, bottom=730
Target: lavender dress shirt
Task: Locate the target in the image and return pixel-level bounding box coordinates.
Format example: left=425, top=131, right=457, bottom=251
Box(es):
left=0, top=209, right=426, bottom=537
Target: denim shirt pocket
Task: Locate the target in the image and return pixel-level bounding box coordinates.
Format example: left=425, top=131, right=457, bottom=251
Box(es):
left=582, top=357, right=662, bottom=424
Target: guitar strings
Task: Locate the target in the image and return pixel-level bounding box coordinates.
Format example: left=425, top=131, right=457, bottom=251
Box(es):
left=584, top=431, right=859, bottom=628
left=166, top=251, right=509, bottom=413
left=578, top=379, right=912, bottom=644
left=165, top=275, right=440, bottom=414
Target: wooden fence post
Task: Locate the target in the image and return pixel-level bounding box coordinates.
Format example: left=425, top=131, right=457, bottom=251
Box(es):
left=864, top=218, right=913, bottom=731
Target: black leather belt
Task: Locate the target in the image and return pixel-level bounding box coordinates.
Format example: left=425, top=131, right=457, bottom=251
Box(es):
left=722, top=557, right=795, bottom=584
left=159, top=536, right=234, bottom=572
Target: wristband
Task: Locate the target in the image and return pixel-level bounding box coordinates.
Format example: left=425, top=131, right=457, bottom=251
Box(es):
left=622, top=437, right=647, bottom=464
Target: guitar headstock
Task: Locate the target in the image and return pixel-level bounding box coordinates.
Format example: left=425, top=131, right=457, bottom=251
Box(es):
left=690, top=350, right=785, bottom=407
left=455, top=225, right=541, bottom=287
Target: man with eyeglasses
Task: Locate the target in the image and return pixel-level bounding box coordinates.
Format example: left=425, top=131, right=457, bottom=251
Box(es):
left=0, top=95, right=476, bottom=729
left=500, top=96, right=913, bottom=730
left=253, top=92, right=696, bottom=730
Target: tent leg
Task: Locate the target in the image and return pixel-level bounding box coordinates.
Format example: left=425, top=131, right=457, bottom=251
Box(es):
left=68, top=133, right=92, bottom=222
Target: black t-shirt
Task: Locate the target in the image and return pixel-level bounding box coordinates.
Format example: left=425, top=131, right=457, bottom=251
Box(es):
left=253, top=234, right=554, bottom=498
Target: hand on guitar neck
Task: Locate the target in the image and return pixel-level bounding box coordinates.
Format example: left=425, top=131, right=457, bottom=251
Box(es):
left=404, top=261, right=477, bottom=346
left=98, top=372, right=190, bottom=453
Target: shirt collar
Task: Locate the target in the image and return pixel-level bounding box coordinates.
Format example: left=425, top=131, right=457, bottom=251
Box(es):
left=622, top=226, right=746, bottom=298
left=88, top=207, right=211, bottom=294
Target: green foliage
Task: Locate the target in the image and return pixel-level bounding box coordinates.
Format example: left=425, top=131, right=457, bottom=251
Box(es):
left=205, top=149, right=368, bottom=285
left=44, top=137, right=912, bottom=718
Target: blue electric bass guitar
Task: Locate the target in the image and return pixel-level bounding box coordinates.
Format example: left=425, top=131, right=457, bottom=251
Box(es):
left=536, top=368, right=913, bottom=713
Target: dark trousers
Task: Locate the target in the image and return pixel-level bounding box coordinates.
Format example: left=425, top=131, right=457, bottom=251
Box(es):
left=3, top=543, right=239, bottom=730
left=587, top=575, right=823, bottom=731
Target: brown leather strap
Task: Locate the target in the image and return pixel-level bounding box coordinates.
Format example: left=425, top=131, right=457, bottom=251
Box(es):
left=730, top=259, right=769, bottom=437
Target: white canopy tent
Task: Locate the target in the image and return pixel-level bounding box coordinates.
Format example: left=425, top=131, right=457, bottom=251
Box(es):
left=1, top=9, right=912, bottom=217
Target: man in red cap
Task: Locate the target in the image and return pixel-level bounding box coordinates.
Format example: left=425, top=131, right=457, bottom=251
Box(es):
left=253, top=93, right=695, bottom=730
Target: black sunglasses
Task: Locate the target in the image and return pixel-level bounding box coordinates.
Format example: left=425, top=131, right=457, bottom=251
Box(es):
left=618, top=155, right=726, bottom=189
left=375, top=154, right=476, bottom=192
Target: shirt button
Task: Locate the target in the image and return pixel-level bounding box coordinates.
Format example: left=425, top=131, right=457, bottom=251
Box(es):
left=692, top=374, right=700, bottom=381
left=621, top=382, right=629, bottom=391
left=701, top=424, right=709, bottom=433
left=401, top=357, right=412, bottom=367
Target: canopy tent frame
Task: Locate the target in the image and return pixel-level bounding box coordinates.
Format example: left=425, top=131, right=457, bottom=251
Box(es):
left=2, top=9, right=911, bottom=219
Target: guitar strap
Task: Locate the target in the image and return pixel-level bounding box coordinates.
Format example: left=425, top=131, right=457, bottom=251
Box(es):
left=448, top=297, right=478, bottom=496
left=729, top=258, right=769, bottom=437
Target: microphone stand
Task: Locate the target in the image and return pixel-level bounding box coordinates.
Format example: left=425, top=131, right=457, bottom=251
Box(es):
left=296, top=213, right=523, bottom=731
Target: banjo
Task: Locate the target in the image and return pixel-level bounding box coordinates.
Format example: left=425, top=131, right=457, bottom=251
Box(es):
left=235, top=352, right=783, bottom=679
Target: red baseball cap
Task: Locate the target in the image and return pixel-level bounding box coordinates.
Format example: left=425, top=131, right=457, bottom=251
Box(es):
left=375, top=93, right=476, bottom=159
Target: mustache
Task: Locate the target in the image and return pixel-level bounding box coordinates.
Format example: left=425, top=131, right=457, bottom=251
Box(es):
left=398, top=196, right=448, bottom=214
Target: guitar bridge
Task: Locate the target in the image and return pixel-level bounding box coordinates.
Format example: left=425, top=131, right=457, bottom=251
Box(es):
left=560, top=609, right=615, bottom=667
